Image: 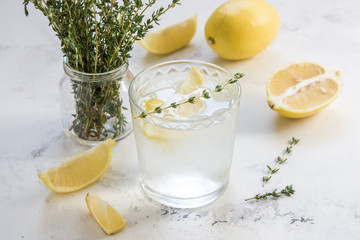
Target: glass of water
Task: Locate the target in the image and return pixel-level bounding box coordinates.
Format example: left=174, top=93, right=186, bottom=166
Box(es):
left=129, top=60, right=241, bottom=208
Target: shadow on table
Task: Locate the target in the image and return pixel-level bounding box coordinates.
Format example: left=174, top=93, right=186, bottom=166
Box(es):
left=134, top=43, right=200, bottom=70
left=236, top=103, right=344, bottom=141
left=40, top=190, right=105, bottom=239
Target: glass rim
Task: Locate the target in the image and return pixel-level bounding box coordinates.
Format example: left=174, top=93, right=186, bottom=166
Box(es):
left=63, top=56, right=128, bottom=81
left=129, top=60, right=241, bottom=124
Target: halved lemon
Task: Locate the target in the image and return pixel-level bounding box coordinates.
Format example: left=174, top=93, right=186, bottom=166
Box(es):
left=138, top=14, right=197, bottom=55
left=85, top=193, right=128, bottom=235
left=38, top=139, right=115, bottom=193
left=266, top=61, right=342, bottom=118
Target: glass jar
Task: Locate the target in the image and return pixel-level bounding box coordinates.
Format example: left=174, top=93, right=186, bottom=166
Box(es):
left=59, top=58, right=133, bottom=146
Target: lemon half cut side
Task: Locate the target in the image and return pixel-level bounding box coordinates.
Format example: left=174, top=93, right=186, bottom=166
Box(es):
left=138, top=14, right=197, bottom=55
left=266, top=61, right=342, bottom=118
left=38, top=139, right=115, bottom=193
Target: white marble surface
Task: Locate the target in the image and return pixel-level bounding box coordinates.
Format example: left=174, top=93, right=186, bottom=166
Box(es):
left=1, top=0, right=360, bottom=239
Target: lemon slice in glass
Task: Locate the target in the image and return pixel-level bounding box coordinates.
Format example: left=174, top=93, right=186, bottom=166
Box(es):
left=177, top=100, right=205, bottom=118
left=266, top=61, right=342, bottom=118
left=138, top=14, right=197, bottom=55
left=37, top=139, right=115, bottom=193
left=141, top=66, right=206, bottom=141
left=178, top=65, right=206, bottom=95
left=85, top=193, right=128, bottom=235
left=177, top=65, right=206, bottom=117
left=141, top=97, right=164, bottom=112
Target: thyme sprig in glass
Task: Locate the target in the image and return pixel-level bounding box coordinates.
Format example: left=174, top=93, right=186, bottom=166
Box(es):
left=23, top=0, right=180, bottom=140
left=245, top=185, right=295, bottom=202
left=262, top=137, right=300, bottom=186
left=136, top=72, right=244, bottom=119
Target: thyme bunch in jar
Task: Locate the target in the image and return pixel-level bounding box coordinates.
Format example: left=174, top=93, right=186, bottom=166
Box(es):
left=23, top=0, right=180, bottom=141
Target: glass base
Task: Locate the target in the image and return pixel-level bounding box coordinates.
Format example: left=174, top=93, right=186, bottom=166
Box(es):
left=142, top=181, right=228, bottom=208
left=63, top=127, right=133, bottom=146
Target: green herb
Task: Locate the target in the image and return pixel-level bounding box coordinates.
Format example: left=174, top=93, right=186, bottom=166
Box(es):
left=245, top=185, right=295, bottom=201
left=24, top=0, right=180, bottom=140
left=262, top=137, right=300, bottom=186
left=24, top=0, right=180, bottom=73
left=136, top=72, right=244, bottom=119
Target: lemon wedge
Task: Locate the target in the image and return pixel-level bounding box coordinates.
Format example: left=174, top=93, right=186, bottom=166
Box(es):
left=177, top=65, right=206, bottom=117
left=266, top=61, right=342, bottom=118
left=38, top=139, right=115, bottom=193
left=141, top=97, right=164, bottom=112
left=177, top=100, right=205, bottom=118
left=178, top=65, right=206, bottom=95
left=85, top=193, right=128, bottom=235
left=138, top=14, right=197, bottom=55
left=142, top=123, right=168, bottom=142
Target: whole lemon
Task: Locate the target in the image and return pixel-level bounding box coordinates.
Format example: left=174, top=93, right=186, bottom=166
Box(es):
left=205, top=0, right=280, bottom=60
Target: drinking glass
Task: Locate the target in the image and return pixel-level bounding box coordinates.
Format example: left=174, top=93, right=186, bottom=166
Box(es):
left=129, top=60, right=241, bottom=208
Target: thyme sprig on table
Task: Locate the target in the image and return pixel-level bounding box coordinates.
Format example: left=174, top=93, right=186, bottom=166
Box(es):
left=262, top=137, right=300, bottom=186
left=245, top=137, right=300, bottom=202
left=245, top=185, right=295, bottom=201
left=23, top=0, right=180, bottom=140
left=136, top=73, right=245, bottom=119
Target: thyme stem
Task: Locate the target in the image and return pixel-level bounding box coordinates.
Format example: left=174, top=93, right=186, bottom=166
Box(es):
left=262, top=137, right=300, bottom=186
left=245, top=185, right=295, bottom=201
left=136, top=72, right=244, bottom=119
left=92, top=2, right=98, bottom=73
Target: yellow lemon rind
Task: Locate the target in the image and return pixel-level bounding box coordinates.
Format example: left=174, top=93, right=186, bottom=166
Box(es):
left=204, top=0, right=279, bottom=60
